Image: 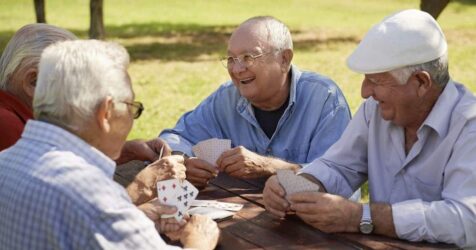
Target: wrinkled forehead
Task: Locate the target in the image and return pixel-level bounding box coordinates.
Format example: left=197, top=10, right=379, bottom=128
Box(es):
left=227, top=23, right=271, bottom=55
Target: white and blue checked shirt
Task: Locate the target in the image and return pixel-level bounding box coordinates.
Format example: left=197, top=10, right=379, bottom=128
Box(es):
left=0, top=120, right=181, bottom=250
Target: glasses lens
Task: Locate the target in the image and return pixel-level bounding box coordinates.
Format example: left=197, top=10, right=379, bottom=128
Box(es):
left=132, top=102, right=143, bottom=119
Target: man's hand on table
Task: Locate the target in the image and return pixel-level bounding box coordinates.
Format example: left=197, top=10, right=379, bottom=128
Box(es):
left=184, top=157, right=218, bottom=189
left=127, top=155, right=186, bottom=205
left=216, top=146, right=275, bottom=178
left=289, top=192, right=361, bottom=233
left=116, top=138, right=172, bottom=165
left=179, top=215, right=220, bottom=250
left=263, top=175, right=290, bottom=218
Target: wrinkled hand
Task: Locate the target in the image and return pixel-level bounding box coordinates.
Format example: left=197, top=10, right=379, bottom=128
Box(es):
left=289, top=192, right=360, bottom=233
left=263, top=175, right=289, bottom=218
left=217, top=146, right=273, bottom=179
left=185, top=157, right=218, bottom=188
left=116, top=138, right=172, bottom=164
left=138, top=198, right=187, bottom=234
left=179, top=215, right=220, bottom=250
left=128, top=155, right=186, bottom=204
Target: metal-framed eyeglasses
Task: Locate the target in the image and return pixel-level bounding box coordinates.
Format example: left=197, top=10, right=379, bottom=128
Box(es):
left=121, top=101, right=144, bottom=119
left=220, top=51, right=271, bottom=69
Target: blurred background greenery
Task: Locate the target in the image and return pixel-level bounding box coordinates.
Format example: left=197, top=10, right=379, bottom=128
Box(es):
left=1, top=0, right=476, bottom=199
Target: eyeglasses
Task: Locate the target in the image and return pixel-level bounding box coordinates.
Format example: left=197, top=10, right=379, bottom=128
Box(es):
left=220, top=51, right=271, bottom=69
left=121, top=101, right=144, bottom=119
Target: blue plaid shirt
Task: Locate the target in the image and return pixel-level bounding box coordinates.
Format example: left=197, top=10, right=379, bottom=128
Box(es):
left=0, top=120, right=180, bottom=250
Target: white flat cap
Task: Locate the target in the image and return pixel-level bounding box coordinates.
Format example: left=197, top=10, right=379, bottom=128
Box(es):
left=347, top=9, right=447, bottom=74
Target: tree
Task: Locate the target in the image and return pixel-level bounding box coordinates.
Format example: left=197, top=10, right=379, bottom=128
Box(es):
left=420, top=0, right=450, bottom=20
left=89, top=0, right=105, bottom=39
left=33, top=0, right=47, bottom=23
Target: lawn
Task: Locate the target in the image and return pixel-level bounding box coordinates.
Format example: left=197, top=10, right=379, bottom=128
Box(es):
left=1, top=0, right=476, bottom=199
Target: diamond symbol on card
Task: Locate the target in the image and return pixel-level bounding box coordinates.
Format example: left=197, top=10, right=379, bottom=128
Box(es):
left=172, top=184, right=176, bottom=189
left=162, top=197, right=167, bottom=203
left=161, top=185, right=166, bottom=190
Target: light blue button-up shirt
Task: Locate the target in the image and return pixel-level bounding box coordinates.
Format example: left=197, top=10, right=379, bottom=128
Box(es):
left=0, top=120, right=180, bottom=250
left=160, top=65, right=351, bottom=165
left=302, top=81, right=476, bottom=247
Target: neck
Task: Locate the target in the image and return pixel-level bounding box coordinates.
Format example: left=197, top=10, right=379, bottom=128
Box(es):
left=6, top=84, right=32, bottom=109
left=252, top=72, right=291, bottom=111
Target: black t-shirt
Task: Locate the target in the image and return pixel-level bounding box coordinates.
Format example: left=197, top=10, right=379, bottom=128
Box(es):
left=252, top=96, right=290, bottom=139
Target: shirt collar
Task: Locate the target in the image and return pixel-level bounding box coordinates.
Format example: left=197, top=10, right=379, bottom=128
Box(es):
left=237, top=64, right=301, bottom=112
left=422, top=80, right=459, bottom=137
left=22, top=120, right=116, bottom=177
left=0, top=90, right=33, bottom=123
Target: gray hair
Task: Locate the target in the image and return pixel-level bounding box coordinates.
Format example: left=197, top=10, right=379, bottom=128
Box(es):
left=390, top=53, right=450, bottom=88
left=34, top=40, right=132, bottom=132
left=241, top=16, right=293, bottom=52
left=0, top=23, right=77, bottom=90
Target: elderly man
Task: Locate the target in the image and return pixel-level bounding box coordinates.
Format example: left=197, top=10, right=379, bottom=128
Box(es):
left=0, top=23, right=174, bottom=205
left=0, top=40, right=219, bottom=249
left=263, top=9, right=476, bottom=247
left=160, top=16, right=351, bottom=188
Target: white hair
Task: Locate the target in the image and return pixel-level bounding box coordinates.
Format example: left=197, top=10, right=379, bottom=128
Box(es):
left=242, top=16, right=293, bottom=51
left=0, top=23, right=77, bottom=90
left=390, top=53, right=450, bottom=88
left=34, top=40, right=132, bottom=132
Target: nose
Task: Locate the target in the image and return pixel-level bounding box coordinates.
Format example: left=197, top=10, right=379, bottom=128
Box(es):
left=230, top=60, right=247, bottom=74
left=361, top=78, right=374, bottom=99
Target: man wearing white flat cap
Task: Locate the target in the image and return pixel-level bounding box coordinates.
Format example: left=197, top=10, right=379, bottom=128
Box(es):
left=263, top=9, right=476, bottom=247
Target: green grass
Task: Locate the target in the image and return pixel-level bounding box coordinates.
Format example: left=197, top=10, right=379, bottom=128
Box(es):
left=2, top=0, right=476, bottom=201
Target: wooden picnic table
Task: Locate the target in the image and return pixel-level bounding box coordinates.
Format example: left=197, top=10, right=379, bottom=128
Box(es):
left=115, top=163, right=458, bottom=250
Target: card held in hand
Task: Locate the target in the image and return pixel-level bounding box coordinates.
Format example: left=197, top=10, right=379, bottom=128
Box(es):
left=192, top=138, right=231, bottom=166
left=156, top=179, right=198, bottom=221
left=276, top=169, right=320, bottom=198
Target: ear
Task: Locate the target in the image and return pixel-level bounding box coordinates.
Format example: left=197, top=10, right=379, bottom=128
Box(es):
left=280, top=49, right=293, bottom=73
left=22, top=67, right=37, bottom=99
left=413, top=71, right=432, bottom=97
left=96, top=97, right=114, bottom=133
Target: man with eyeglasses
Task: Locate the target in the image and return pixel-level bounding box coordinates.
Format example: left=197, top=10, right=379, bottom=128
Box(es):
left=160, top=16, right=352, bottom=188
left=0, top=40, right=219, bottom=250
left=0, top=24, right=178, bottom=205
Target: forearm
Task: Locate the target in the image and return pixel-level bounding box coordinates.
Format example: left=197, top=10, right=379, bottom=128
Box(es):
left=264, top=156, right=300, bottom=175
left=371, top=203, right=397, bottom=237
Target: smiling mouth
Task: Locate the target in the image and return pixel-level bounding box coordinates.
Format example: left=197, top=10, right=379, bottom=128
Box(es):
left=239, top=77, right=255, bottom=84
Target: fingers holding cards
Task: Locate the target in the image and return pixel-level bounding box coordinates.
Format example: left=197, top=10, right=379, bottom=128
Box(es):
left=157, top=179, right=199, bottom=222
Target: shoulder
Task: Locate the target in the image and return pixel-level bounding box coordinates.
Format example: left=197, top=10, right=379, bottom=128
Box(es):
left=296, top=70, right=349, bottom=109
left=200, top=80, right=240, bottom=106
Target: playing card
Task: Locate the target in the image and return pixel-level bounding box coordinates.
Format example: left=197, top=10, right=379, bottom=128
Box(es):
left=157, top=179, right=199, bottom=221
left=188, top=206, right=235, bottom=221
left=276, top=169, right=320, bottom=198
left=192, top=138, right=231, bottom=166
left=191, top=200, right=243, bottom=212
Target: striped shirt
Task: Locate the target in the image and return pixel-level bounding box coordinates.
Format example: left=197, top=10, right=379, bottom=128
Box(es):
left=0, top=120, right=180, bottom=250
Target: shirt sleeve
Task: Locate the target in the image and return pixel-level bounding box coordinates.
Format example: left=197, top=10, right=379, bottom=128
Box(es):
left=300, top=101, right=371, bottom=198
left=0, top=109, right=25, bottom=151
left=159, top=88, right=225, bottom=156
left=392, top=130, right=476, bottom=248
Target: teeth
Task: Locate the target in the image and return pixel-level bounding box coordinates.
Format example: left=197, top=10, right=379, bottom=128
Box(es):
left=240, top=77, right=254, bottom=84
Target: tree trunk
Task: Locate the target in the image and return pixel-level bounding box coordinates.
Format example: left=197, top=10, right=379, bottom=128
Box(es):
left=420, top=0, right=450, bottom=20
left=89, top=0, right=105, bottom=39
left=33, top=0, right=47, bottom=23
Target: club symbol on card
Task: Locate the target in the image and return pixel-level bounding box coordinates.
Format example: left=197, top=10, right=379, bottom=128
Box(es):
left=184, top=194, right=188, bottom=199
left=184, top=201, right=188, bottom=207
left=190, top=191, right=194, bottom=197
left=178, top=211, right=182, bottom=217
left=183, top=186, right=188, bottom=191
left=177, top=195, right=182, bottom=201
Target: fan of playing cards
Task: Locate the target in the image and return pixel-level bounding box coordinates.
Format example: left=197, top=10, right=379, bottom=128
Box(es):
left=192, top=138, right=231, bottom=166
left=276, top=169, right=320, bottom=199
left=157, top=179, right=199, bottom=221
